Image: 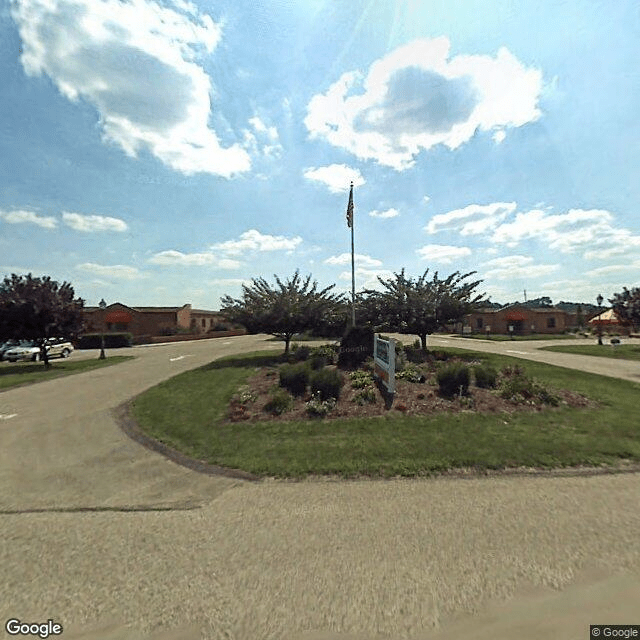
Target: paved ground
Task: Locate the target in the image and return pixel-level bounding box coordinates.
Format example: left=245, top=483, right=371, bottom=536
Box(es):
left=1, top=335, right=639, bottom=640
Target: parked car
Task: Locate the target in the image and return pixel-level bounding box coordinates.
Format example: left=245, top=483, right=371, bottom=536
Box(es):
left=3, top=338, right=74, bottom=362
left=0, top=340, right=20, bottom=361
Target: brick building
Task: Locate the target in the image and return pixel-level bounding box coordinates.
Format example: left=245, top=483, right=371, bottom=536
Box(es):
left=464, top=304, right=577, bottom=336
left=82, top=302, right=230, bottom=338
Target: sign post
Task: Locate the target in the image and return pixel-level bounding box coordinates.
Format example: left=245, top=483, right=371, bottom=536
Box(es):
left=373, top=334, right=396, bottom=394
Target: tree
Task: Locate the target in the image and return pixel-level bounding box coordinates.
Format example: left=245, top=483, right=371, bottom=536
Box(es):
left=0, top=273, right=85, bottom=367
left=220, top=270, right=347, bottom=353
left=360, top=268, right=485, bottom=350
left=610, top=287, right=640, bottom=330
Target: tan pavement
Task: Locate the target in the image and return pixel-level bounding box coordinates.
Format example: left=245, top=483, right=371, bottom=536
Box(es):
left=1, top=335, right=639, bottom=640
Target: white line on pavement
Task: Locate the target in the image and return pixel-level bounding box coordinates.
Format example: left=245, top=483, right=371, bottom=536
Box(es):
left=0, top=414, right=18, bottom=420
left=169, top=355, right=193, bottom=362
left=222, top=341, right=232, bottom=344
left=505, top=350, right=530, bottom=355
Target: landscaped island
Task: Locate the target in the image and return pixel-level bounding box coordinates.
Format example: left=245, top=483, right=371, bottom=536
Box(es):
left=128, top=341, right=640, bottom=479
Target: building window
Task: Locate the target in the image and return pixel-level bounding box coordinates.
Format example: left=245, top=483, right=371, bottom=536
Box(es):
left=547, top=317, right=556, bottom=328
left=202, top=318, right=206, bottom=328
left=476, top=318, right=483, bottom=329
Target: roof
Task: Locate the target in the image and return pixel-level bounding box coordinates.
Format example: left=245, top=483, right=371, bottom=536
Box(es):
left=588, top=308, right=620, bottom=324
left=190, top=308, right=222, bottom=315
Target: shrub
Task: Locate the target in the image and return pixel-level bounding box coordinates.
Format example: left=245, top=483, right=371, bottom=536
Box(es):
left=279, top=362, right=310, bottom=396
left=473, top=365, right=498, bottom=389
left=306, top=391, right=337, bottom=417
left=394, top=344, right=407, bottom=371
left=499, top=371, right=559, bottom=406
left=308, top=354, right=328, bottom=370
left=212, top=323, right=229, bottom=331
left=431, top=350, right=450, bottom=361
left=232, top=385, right=257, bottom=405
left=310, top=367, right=344, bottom=400
left=405, top=344, right=430, bottom=364
left=353, top=387, right=377, bottom=405
left=350, top=370, right=374, bottom=389
left=290, top=344, right=311, bottom=362
left=338, top=325, right=374, bottom=369
left=437, top=362, right=470, bottom=397
left=310, top=344, right=339, bottom=364
left=77, top=333, right=133, bottom=349
left=264, top=388, right=293, bottom=415
left=396, top=364, right=426, bottom=383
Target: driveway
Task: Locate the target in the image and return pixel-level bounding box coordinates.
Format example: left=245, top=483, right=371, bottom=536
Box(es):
left=1, top=335, right=639, bottom=640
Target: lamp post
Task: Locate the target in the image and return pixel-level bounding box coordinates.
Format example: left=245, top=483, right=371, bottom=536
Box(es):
left=99, top=298, right=107, bottom=359
left=596, top=294, right=603, bottom=345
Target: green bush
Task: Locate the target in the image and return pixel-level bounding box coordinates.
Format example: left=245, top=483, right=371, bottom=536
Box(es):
left=396, top=364, right=426, bottom=383
left=310, top=367, right=344, bottom=400
left=279, top=362, right=310, bottom=396
left=499, top=369, right=559, bottom=406
left=290, top=344, right=311, bottom=361
left=473, top=364, right=498, bottom=389
left=305, top=392, right=337, bottom=417
left=310, top=344, right=339, bottom=364
left=349, top=370, right=374, bottom=389
left=405, top=344, right=430, bottom=364
left=77, top=333, right=133, bottom=349
left=436, top=362, right=470, bottom=397
left=264, top=388, right=294, bottom=415
left=353, top=387, right=377, bottom=405
left=308, top=354, right=328, bottom=370
left=338, top=326, right=374, bottom=368
left=232, top=385, right=257, bottom=405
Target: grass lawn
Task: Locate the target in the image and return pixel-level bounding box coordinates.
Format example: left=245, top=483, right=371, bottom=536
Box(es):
left=129, top=348, right=640, bottom=479
left=453, top=333, right=580, bottom=341
left=540, top=344, right=640, bottom=361
left=0, top=356, right=135, bottom=391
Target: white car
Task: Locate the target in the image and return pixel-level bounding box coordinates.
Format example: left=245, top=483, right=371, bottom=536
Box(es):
left=3, top=339, right=74, bottom=363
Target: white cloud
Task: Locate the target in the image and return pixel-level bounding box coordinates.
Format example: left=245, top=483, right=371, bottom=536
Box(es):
left=148, top=250, right=240, bottom=268
left=585, top=263, right=640, bottom=277
left=369, top=208, right=399, bottom=219
left=76, top=262, right=144, bottom=280
left=11, top=0, right=250, bottom=177
left=481, top=254, right=558, bottom=280
left=337, top=267, right=395, bottom=290
left=62, top=211, right=128, bottom=232
left=492, top=130, right=506, bottom=144
left=303, top=164, right=365, bottom=193
left=491, top=208, right=640, bottom=257
left=244, top=114, right=282, bottom=158
left=324, top=253, right=383, bottom=267
left=426, top=202, right=516, bottom=235
left=211, top=229, right=302, bottom=255
left=415, top=244, right=472, bottom=264
left=305, top=38, right=542, bottom=169
left=423, top=195, right=431, bottom=204
left=0, top=209, right=57, bottom=229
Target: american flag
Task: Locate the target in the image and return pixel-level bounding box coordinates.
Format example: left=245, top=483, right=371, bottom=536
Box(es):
left=346, top=182, right=354, bottom=228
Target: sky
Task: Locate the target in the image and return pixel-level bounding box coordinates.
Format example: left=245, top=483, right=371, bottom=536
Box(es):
left=1, top=0, right=639, bottom=310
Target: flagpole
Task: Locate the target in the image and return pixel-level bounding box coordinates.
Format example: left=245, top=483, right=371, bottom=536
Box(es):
left=346, top=181, right=356, bottom=328
left=351, top=202, right=356, bottom=328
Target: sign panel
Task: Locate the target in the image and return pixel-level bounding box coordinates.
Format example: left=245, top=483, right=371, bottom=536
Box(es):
left=373, top=334, right=395, bottom=393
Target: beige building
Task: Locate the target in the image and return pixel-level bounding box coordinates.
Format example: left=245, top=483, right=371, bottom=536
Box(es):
left=464, top=304, right=577, bottom=335
left=82, top=303, right=229, bottom=338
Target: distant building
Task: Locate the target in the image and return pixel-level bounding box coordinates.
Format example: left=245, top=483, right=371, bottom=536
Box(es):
left=464, top=303, right=577, bottom=335
left=82, top=303, right=231, bottom=338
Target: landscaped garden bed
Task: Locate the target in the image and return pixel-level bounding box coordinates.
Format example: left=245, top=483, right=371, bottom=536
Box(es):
left=224, top=343, right=594, bottom=424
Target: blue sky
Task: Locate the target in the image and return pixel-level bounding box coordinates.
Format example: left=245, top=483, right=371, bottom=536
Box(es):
left=1, top=0, right=639, bottom=309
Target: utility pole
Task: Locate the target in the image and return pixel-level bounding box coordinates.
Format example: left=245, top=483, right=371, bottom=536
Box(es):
left=346, top=182, right=356, bottom=328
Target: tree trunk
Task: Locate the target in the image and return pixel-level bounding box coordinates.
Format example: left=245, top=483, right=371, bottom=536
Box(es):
left=284, top=335, right=291, bottom=354
left=420, top=333, right=427, bottom=351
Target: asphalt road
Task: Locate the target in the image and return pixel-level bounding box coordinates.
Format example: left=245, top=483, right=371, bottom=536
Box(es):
left=1, top=334, right=639, bottom=640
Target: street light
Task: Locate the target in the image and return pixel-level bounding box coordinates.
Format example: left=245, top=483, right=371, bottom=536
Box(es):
left=99, top=298, right=107, bottom=359
left=596, top=294, right=603, bottom=345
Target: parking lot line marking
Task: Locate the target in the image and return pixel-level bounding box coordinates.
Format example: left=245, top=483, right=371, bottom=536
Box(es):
left=169, top=355, right=193, bottom=361
left=505, top=349, right=530, bottom=355
left=0, top=414, right=18, bottom=420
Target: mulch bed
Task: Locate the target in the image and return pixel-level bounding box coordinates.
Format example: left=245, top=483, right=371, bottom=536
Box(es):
left=224, top=359, right=596, bottom=424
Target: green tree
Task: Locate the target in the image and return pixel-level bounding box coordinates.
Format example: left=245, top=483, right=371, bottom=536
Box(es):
left=220, top=270, right=346, bottom=353
left=360, top=268, right=485, bottom=350
left=610, top=287, right=640, bottom=330
left=0, top=273, right=85, bottom=367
